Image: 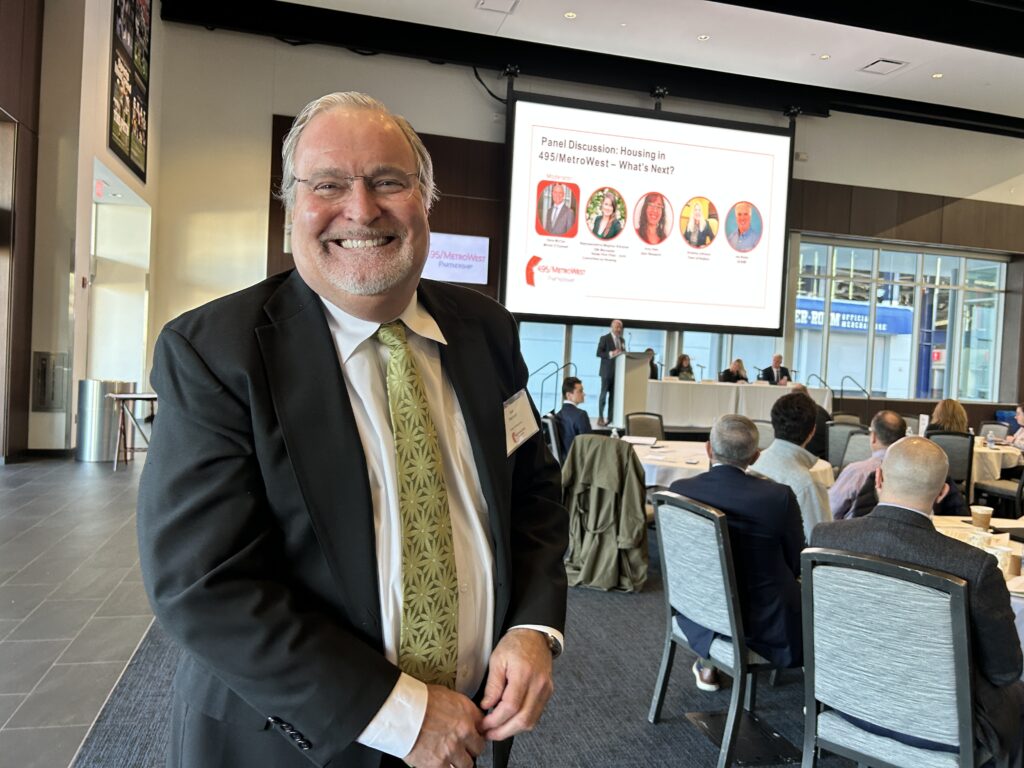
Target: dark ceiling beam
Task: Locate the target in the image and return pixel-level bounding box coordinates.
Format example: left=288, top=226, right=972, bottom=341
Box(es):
left=160, top=0, right=1024, bottom=140
left=712, top=1, right=1024, bottom=60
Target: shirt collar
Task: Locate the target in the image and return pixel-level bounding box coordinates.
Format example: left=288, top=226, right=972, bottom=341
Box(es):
left=879, top=501, right=933, bottom=520
left=320, top=291, right=447, bottom=364
left=767, top=438, right=816, bottom=468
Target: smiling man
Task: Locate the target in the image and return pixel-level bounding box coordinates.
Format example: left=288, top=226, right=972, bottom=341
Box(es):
left=137, top=93, right=567, bottom=768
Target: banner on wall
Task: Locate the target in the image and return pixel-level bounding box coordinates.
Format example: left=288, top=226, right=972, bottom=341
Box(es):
left=108, top=0, right=152, bottom=182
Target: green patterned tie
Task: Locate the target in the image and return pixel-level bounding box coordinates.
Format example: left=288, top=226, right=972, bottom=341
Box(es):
left=375, top=321, right=459, bottom=689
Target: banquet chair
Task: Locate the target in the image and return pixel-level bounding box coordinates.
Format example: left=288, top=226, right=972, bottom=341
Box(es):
left=830, top=413, right=862, bottom=426
left=541, top=413, right=563, bottom=465
left=978, top=420, right=1009, bottom=440
left=800, top=548, right=980, bottom=768
left=626, top=411, right=665, bottom=441
left=827, top=423, right=868, bottom=470
left=840, top=432, right=872, bottom=469
left=973, top=472, right=1024, bottom=519
left=562, top=435, right=648, bottom=592
left=752, top=419, right=774, bottom=451
left=927, top=431, right=974, bottom=499
left=649, top=492, right=793, bottom=768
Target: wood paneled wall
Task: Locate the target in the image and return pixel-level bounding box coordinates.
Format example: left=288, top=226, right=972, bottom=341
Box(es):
left=0, top=0, right=44, bottom=462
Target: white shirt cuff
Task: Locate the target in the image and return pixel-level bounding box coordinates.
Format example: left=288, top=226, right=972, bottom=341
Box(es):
left=509, top=624, right=565, bottom=655
left=355, top=672, right=428, bottom=758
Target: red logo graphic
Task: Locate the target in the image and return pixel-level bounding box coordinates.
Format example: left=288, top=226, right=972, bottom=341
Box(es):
left=526, top=255, right=542, bottom=286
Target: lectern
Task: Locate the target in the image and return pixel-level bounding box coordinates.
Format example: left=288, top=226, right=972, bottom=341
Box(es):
left=610, top=352, right=651, bottom=429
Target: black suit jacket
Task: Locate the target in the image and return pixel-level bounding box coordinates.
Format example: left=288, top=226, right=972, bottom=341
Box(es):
left=137, top=271, right=568, bottom=768
left=596, top=333, right=623, bottom=380
left=759, top=365, right=791, bottom=384
left=811, top=506, right=1023, bottom=760
left=669, top=464, right=805, bottom=668
left=556, top=402, right=591, bottom=456
left=806, top=403, right=830, bottom=461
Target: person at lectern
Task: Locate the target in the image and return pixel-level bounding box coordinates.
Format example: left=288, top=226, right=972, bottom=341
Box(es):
left=137, top=91, right=567, bottom=768
left=636, top=192, right=669, bottom=245
left=719, top=358, right=749, bottom=383
left=540, top=182, right=576, bottom=236
left=596, top=319, right=626, bottom=426
left=591, top=190, right=623, bottom=239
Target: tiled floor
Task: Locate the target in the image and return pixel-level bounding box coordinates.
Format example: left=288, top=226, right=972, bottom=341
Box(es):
left=0, top=458, right=151, bottom=768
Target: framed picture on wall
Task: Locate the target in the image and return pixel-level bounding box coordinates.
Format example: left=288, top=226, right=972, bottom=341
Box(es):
left=108, top=0, right=152, bottom=182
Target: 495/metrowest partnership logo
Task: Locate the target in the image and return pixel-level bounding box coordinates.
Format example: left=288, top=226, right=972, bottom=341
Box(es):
left=525, top=256, right=586, bottom=286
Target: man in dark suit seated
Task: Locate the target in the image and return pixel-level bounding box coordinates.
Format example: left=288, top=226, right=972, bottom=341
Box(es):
left=811, top=437, right=1024, bottom=766
left=668, top=415, right=805, bottom=691
left=557, top=376, right=591, bottom=456
left=759, top=354, right=791, bottom=385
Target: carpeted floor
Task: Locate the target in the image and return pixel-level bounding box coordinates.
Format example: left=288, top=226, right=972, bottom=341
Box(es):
left=72, top=537, right=852, bottom=767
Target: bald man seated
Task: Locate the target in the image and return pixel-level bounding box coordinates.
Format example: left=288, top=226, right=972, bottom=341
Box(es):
left=811, top=437, right=1024, bottom=766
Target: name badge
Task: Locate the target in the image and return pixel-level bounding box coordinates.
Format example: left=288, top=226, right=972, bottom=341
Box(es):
left=503, top=389, right=539, bottom=456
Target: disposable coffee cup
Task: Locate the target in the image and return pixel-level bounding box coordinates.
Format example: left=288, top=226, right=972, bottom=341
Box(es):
left=970, top=505, right=993, bottom=529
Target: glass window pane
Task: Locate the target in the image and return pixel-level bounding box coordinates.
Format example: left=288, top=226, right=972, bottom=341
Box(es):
left=965, top=258, right=1003, bottom=291
left=681, top=331, right=716, bottom=381
left=826, top=281, right=871, bottom=395
left=830, top=246, right=873, bottom=280
left=799, top=242, right=829, bottom=277
left=519, top=322, right=566, bottom=415
left=916, top=287, right=955, bottom=399
left=922, top=254, right=960, bottom=286
left=878, top=249, right=918, bottom=283
left=871, top=284, right=915, bottom=399
left=570, top=324, right=608, bottom=418
left=959, top=291, right=1000, bottom=401
left=732, top=335, right=782, bottom=381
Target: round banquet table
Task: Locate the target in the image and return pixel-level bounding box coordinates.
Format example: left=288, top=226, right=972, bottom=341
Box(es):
left=632, top=440, right=835, bottom=490
left=973, top=439, right=1023, bottom=483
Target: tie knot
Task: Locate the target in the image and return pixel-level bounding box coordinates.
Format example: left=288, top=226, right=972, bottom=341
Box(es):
left=376, top=320, right=407, bottom=350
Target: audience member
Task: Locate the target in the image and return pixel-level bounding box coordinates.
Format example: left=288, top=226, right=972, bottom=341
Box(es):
left=595, top=319, right=625, bottom=426
left=828, top=411, right=906, bottom=519
left=751, top=392, right=830, bottom=539
left=669, top=354, right=695, bottom=381
left=759, top=354, right=790, bottom=385
left=668, top=415, right=804, bottom=691
left=791, top=383, right=829, bottom=460
left=1000, top=404, right=1024, bottom=481
left=811, top=437, right=1024, bottom=766
left=557, top=376, right=591, bottom=456
left=718, top=358, right=748, bottom=383
left=925, top=398, right=969, bottom=435
left=847, top=463, right=967, bottom=519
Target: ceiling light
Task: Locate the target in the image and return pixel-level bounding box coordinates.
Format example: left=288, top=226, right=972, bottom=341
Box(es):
left=620, top=22, right=627, bottom=27
left=563, top=11, right=576, bottom=19
left=697, top=34, right=710, bottom=41
left=932, top=72, right=943, bottom=79
left=819, top=53, right=830, bottom=60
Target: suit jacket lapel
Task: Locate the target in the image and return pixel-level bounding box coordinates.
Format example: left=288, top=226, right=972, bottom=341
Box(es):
left=255, top=271, right=382, bottom=639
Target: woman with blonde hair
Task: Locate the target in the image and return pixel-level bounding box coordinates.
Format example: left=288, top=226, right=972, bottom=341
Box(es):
left=926, top=398, right=969, bottom=435
left=718, top=358, right=748, bottom=383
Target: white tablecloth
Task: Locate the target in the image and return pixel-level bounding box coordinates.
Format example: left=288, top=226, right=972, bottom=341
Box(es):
left=633, top=440, right=834, bottom=490
left=646, top=380, right=832, bottom=429
left=973, top=441, right=1023, bottom=483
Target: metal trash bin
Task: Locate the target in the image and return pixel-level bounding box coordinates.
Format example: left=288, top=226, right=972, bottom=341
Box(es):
left=75, top=380, right=137, bottom=462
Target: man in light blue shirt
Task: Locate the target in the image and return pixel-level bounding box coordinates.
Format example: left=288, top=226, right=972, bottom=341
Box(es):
left=828, top=410, right=906, bottom=520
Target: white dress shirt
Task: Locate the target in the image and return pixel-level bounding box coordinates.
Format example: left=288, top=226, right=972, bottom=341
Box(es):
left=320, top=294, right=561, bottom=758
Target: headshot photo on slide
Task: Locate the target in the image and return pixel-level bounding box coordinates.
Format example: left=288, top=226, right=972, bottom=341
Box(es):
left=634, top=192, right=673, bottom=245
left=587, top=187, right=626, bottom=240
left=725, top=201, right=763, bottom=252
left=680, top=196, right=718, bottom=249
left=536, top=180, right=580, bottom=237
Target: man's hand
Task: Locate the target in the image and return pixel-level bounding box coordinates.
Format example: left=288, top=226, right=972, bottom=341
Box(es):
left=403, top=685, right=484, bottom=768
left=479, top=628, right=554, bottom=741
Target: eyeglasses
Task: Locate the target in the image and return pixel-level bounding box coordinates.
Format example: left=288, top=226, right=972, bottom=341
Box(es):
left=292, top=170, right=420, bottom=202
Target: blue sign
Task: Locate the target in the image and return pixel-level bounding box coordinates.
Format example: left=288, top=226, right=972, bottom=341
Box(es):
left=795, top=298, right=913, bottom=335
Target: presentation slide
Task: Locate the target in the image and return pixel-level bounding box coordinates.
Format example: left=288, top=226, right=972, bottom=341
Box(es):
left=504, top=98, right=792, bottom=332
left=423, top=232, right=489, bottom=285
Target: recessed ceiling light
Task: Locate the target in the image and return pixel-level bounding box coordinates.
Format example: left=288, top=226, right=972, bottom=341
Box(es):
left=563, top=11, right=576, bottom=19
left=819, top=53, right=830, bottom=60
left=932, top=72, right=943, bottom=79
left=697, top=34, right=710, bottom=41
left=620, top=22, right=627, bottom=27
